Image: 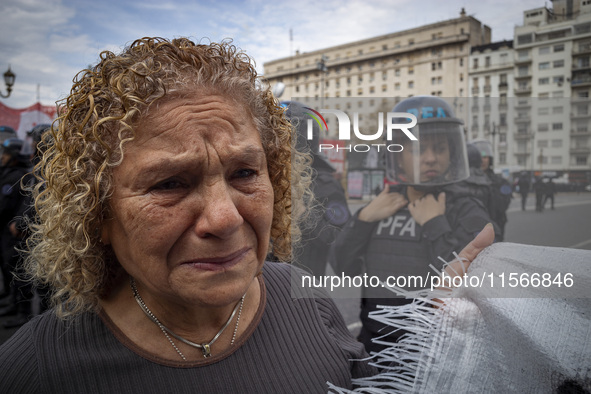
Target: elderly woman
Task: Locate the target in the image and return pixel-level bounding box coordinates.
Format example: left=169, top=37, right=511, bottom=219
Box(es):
left=0, top=37, right=378, bottom=393
left=0, top=38, right=493, bottom=393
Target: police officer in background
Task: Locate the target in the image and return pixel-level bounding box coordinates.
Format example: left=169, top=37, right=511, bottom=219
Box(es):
left=1, top=125, right=53, bottom=327
left=283, top=101, right=351, bottom=276
left=472, top=139, right=512, bottom=241
left=0, top=138, right=31, bottom=316
left=331, top=96, right=498, bottom=354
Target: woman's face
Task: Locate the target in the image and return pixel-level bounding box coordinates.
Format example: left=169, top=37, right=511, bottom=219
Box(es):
left=400, top=133, right=451, bottom=183
left=101, top=93, right=274, bottom=308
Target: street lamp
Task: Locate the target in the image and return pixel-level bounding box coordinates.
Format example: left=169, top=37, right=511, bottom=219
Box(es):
left=317, top=55, right=328, bottom=108
left=0, top=66, right=16, bottom=98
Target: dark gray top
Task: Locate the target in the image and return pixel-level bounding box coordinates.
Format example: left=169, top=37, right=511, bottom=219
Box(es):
left=0, top=262, right=375, bottom=393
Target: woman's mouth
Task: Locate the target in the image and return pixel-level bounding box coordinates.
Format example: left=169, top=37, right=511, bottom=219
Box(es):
left=182, top=247, right=250, bottom=271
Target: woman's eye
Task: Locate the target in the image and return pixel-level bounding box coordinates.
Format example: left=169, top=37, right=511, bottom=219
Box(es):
left=151, top=179, right=186, bottom=191
left=233, top=169, right=257, bottom=179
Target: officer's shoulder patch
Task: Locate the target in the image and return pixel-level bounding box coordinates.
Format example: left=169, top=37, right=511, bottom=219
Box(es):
left=325, top=200, right=350, bottom=227
left=1, top=184, right=13, bottom=195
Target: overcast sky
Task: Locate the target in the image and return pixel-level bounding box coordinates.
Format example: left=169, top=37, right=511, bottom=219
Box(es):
left=1, top=0, right=544, bottom=108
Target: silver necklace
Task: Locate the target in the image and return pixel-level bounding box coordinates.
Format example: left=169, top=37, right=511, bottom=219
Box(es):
left=130, top=278, right=245, bottom=359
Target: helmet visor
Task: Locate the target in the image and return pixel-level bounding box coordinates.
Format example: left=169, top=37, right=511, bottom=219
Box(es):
left=386, top=121, right=469, bottom=187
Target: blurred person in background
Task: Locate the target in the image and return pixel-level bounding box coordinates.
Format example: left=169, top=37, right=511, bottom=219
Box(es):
left=472, top=139, right=512, bottom=241
left=282, top=100, right=351, bottom=277
left=0, top=138, right=31, bottom=316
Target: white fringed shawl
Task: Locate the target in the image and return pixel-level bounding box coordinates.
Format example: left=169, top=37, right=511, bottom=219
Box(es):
left=330, top=243, right=591, bottom=393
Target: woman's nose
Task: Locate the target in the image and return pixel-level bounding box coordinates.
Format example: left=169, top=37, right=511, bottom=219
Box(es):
left=193, top=181, right=244, bottom=239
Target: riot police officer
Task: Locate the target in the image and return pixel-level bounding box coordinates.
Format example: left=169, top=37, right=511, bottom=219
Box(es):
left=472, top=139, right=512, bottom=241
left=283, top=101, right=351, bottom=276
left=0, top=138, right=31, bottom=316
left=331, top=96, right=498, bottom=354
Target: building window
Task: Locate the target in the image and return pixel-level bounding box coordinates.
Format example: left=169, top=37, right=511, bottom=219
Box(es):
left=394, top=82, right=400, bottom=90
left=551, top=156, right=562, bottom=164
left=408, top=67, right=414, bottom=75
left=538, top=107, right=549, bottom=115
left=485, top=56, right=491, bottom=67
left=538, top=140, right=548, bottom=148
left=473, top=58, right=478, bottom=69
left=382, top=84, right=387, bottom=92
left=554, top=44, right=565, bottom=52
left=395, top=69, right=400, bottom=76
left=408, top=81, right=414, bottom=89
left=553, top=59, right=565, bottom=68
left=552, top=123, right=563, bottom=130
left=539, top=62, right=550, bottom=70
left=539, top=77, right=550, bottom=85
left=576, top=156, right=588, bottom=165
left=551, top=139, right=563, bottom=147
left=539, top=46, right=550, bottom=55
left=499, top=153, right=506, bottom=165
left=538, top=123, right=549, bottom=132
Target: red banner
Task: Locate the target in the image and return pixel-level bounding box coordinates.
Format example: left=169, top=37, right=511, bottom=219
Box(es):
left=0, top=101, right=57, bottom=141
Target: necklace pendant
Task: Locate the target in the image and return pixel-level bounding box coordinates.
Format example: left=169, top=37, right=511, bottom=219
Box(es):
left=202, top=344, right=211, bottom=358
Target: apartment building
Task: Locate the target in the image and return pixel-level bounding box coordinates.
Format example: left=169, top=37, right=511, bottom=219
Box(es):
left=263, top=9, right=491, bottom=136
left=511, top=0, right=591, bottom=184
left=468, top=40, right=516, bottom=174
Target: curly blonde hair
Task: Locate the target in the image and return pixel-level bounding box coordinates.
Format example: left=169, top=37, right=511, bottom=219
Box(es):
left=25, top=37, right=311, bottom=318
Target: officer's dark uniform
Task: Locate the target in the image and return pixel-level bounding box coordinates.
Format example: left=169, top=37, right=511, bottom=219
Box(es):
left=483, top=168, right=512, bottom=241
left=0, top=154, right=30, bottom=299
left=283, top=101, right=351, bottom=276
left=293, top=155, right=350, bottom=276
left=332, top=188, right=492, bottom=353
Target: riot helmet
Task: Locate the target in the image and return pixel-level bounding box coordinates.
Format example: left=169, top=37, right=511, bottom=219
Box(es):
left=28, top=123, right=51, bottom=145
left=282, top=100, right=320, bottom=155
left=0, top=125, right=17, bottom=144
left=385, top=96, right=469, bottom=187
left=472, top=138, right=493, bottom=169
left=1, top=138, right=24, bottom=166
left=466, top=143, right=483, bottom=169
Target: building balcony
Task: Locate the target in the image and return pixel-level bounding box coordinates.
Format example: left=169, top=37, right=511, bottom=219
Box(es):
left=515, top=86, right=532, bottom=94
left=483, top=85, right=492, bottom=94
left=572, top=112, right=591, bottom=119
left=571, top=128, right=590, bottom=135
left=515, top=73, right=531, bottom=80
left=514, top=132, right=533, bottom=140
left=472, top=87, right=480, bottom=95
left=498, top=82, right=508, bottom=91
left=572, top=96, right=591, bottom=103
left=570, top=146, right=591, bottom=154
left=573, top=44, right=591, bottom=55
left=515, top=101, right=532, bottom=109
left=572, top=77, right=591, bottom=87
left=515, top=56, right=532, bottom=65
left=572, top=63, right=591, bottom=72
left=514, top=151, right=531, bottom=157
